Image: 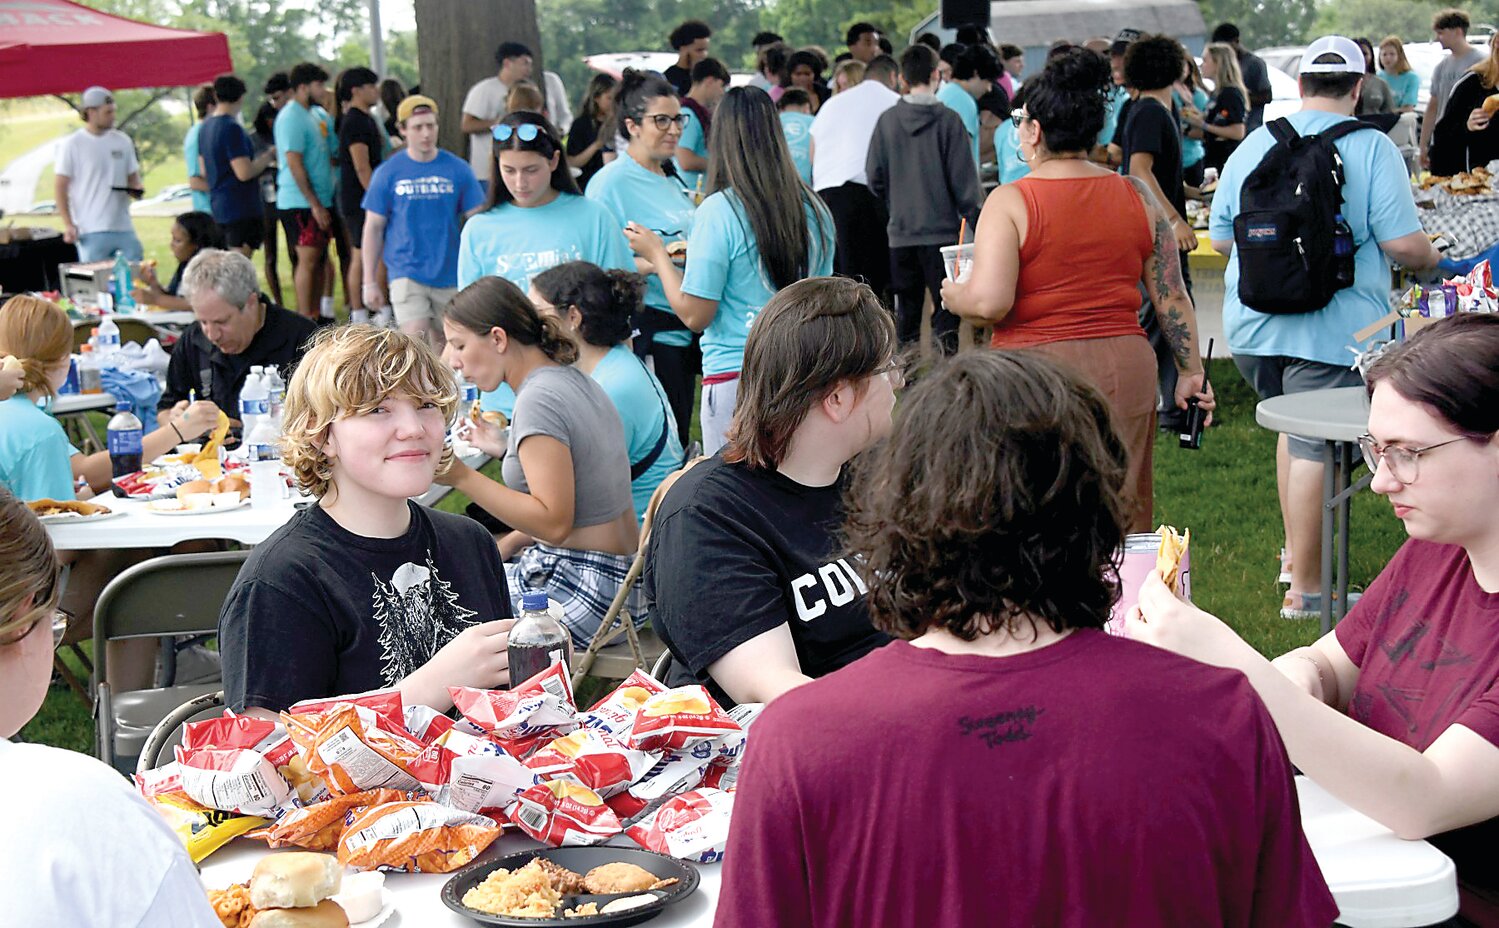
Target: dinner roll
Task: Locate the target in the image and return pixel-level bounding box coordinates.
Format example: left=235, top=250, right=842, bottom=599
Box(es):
left=246, top=899, right=350, bottom=928
left=249, top=853, right=342, bottom=909
left=1484, top=93, right=1499, bottom=116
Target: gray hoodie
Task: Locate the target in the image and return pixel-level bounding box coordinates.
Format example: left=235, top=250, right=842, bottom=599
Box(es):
left=865, top=94, right=983, bottom=248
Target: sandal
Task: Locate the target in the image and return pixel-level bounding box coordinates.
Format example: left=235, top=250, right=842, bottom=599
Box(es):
left=1280, top=589, right=1363, bottom=621
left=1277, top=548, right=1292, bottom=586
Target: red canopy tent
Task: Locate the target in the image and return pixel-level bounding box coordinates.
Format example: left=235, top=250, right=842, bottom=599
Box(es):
left=0, top=0, right=232, bottom=98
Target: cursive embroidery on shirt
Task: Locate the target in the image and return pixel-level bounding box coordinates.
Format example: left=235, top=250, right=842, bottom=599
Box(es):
left=958, top=706, right=1045, bottom=748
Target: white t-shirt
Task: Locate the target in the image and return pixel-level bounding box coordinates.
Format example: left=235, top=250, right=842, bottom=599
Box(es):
left=0, top=739, right=220, bottom=927
left=544, top=71, right=573, bottom=136
left=55, top=127, right=139, bottom=234
left=462, top=75, right=510, bottom=180
left=809, top=79, right=900, bottom=191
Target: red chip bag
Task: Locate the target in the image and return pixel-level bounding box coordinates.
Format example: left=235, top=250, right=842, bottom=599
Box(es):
left=174, top=713, right=301, bottom=816
left=403, top=704, right=457, bottom=746
left=408, top=728, right=540, bottom=816
left=581, top=668, right=667, bottom=740
left=289, top=688, right=407, bottom=731
left=625, top=787, right=735, bottom=863
left=523, top=728, right=657, bottom=798
left=626, top=686, right=741, bottom=753
left=284, top=704, right=425, bottom=796
left=338, top=800, right=502, bottom=873
left=450, top=661, right=578, bottom=740
left=509, top=780, right=623, bottom=846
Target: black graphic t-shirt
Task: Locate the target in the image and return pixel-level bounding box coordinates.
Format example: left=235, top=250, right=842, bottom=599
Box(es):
left=221, top=501, right=511, bottom=711
left=642, top=454, right=890, bottom=704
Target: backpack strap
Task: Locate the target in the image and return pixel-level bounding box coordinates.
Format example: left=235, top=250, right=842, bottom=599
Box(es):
left=1315, top=119, right=1378, bottom=144
left=1267, top=118, right=1300, bottom=145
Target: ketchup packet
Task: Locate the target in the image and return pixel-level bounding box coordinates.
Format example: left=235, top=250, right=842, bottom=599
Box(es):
left=174, top=713, right=301, bottom=816
left=626, top=686, right=741, bottom=753
left=408, top=728, right=540, bottom=816
left=338, top=800, right=502, bottom=873
left=523, top=728, right=657, bottom=798
left=580, top=668, right=667, bottom=740
left=625, top=788, right=735, bottom=863
left=509, top=780, right=624, bottom=847
left=283, top=703, right=425, bottom=796
left=450, top=661, right=579, bottom=740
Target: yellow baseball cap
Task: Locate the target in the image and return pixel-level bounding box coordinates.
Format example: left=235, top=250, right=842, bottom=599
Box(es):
left=396, top=94, right=438, bottom=123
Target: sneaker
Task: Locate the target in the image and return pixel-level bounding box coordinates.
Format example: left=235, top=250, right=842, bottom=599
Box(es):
left=1281, top=590, right=1363, bottom=621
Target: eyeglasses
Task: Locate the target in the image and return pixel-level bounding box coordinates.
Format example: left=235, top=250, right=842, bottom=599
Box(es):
left=1356, top=433, right=1465, bottom=484
left=492, top=123, right=542, bottom=143
left=0, top=610, right=69, bottom=650
left=1010, top=108, right=1030, bottom=127
left=872, top=359, right=905, bottom=389
left=642, top=113, right=688, bottom=131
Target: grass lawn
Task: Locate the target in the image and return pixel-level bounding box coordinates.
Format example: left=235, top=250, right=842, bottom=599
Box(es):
left=1, top=103, right=189, bottom=206
left=18, top=357, right=1407, bottom=757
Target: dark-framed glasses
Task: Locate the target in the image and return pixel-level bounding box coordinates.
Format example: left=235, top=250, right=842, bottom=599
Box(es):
left=1356, top=433, right=1465, bottom=484
left=492, top=123, right=542, bottom=142
left=644, top=113, right=688, bottom=131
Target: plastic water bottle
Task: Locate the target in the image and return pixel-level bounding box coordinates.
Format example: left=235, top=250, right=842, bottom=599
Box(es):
left=106, top=401, right=144, bottom=496
left=1332, top=213, right=1356, bottom=288
left=246, top=416, right=283, bottom=509
left=59, top=356, right=81, bottom=395
left=264, top=366, right=286, bottom=423
left=77, top=345, right=103, bottom=394
left=239, top=369, right=268, bottom=437
left=113, top=252, right=136, bottom=310
left=96, top=316, right=121, bottom=364
left=507, top=591, right=573, bottom=686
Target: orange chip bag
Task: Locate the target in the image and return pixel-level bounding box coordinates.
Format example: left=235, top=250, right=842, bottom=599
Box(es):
left=284, top=704, right=425, bottom=796
left=509, top=780, right=623, bottom=847
left=626, top=685, right=741, bottom=754
left=337, top=800, right=502, bottom=873
left=245, top=788, right=413, bottom=851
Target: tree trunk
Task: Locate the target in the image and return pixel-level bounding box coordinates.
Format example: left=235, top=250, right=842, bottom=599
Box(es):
left=413, top=0, right=543, bottom=159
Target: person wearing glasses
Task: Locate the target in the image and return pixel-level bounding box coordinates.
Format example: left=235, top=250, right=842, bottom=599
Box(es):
left=584, top=68, right=700, bottom=444
left=1129, top=313, right=1499, bottom=923
left=458, top=111, right=633, bottom=420
left=941, top=48, right=1212, bottom=533
left=625, top=87, right=836, bottom=455
left=643, top=277, right=894, bottom=706
left=0, top=490, right=224, bottom=925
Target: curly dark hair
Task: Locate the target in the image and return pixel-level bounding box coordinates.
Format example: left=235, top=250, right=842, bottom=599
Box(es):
left=1025, top=47, right=1111, bottom=153
left=842, top=350, right=1131, bottom=641
left=1123, top=34, right=1186, bottom=92
left=530, top=261, right=645, bottom=349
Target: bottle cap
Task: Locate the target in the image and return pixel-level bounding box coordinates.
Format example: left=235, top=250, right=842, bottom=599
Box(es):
left=520, top=591, right=549, bottom=612
left=114, top=400, right=130, bottom=412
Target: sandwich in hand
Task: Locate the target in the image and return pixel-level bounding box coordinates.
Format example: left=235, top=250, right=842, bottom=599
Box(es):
left=1155, top=525, right=1190, bottom=595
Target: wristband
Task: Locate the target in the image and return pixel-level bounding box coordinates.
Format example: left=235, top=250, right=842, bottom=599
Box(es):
left=170, top=420, right=186, bottom=443
left=1286, top=652, right=1328, bottom=700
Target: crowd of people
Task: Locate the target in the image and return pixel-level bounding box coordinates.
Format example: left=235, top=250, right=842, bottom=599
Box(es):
left=6, top=7, right=1499, bottom=925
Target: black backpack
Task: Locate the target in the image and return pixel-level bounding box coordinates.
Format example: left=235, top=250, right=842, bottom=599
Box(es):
left=1232, top=118, right=1375, bottom=314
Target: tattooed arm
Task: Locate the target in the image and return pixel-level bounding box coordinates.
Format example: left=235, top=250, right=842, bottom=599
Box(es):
left=1124, top=175, right=1214, bottom=416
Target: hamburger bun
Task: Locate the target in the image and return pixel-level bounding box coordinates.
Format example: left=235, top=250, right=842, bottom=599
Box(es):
left=246, top=900, right=350, bottom=928
left=1485, top=93, right=1499, bottom=116
left=249, top=853, right=342, bottom=910
left=176, top=479, right=212, bottom=499
left=479, top=410, right=509, bottom=428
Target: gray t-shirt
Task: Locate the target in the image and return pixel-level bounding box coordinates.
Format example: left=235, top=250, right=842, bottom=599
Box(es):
left=1432, top=47, right=1486, bottom=121
left=502, top=364, right=633, bottom=528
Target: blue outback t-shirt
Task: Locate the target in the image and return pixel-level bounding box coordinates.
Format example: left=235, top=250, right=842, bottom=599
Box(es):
left=362, top=150, right=484, bottom=288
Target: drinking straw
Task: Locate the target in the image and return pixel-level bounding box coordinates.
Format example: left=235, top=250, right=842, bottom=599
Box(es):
left=953, top=216, right=968, bottom=278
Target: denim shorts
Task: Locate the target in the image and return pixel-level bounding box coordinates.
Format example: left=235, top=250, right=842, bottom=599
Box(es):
left=76, top=230, right=144, bottom=263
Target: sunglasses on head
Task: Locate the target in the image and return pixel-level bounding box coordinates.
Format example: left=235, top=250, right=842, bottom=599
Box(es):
left=492, top=123, right=542, bottom=143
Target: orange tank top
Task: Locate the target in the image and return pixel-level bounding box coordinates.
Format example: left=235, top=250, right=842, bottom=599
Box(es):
left=991, top=173, right=1153, bottom=349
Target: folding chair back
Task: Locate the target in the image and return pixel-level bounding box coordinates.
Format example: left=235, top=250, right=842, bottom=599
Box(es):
left=94, top=550, right=248, bottom=773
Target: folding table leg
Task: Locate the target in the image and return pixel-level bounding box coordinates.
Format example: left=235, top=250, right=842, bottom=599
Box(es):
left=1321, top=440, right=1335, bottom=634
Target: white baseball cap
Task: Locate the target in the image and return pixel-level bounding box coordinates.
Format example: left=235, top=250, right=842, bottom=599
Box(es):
left=81, top=86, right=114, bottom=108
left=1298, top=36, right=1365, bottom=74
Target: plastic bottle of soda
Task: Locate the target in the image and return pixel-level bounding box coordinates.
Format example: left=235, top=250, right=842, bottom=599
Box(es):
left=507, top=591, right=572, bottom=686
left=113, top=252, right=136, bottom=310
left=107, top=401, right=144, bottom=495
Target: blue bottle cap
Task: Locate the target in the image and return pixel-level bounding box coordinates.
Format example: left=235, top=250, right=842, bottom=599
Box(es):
left=520, top=591, right=549, bottom=612
left=115, top=401, right=130, bottom=412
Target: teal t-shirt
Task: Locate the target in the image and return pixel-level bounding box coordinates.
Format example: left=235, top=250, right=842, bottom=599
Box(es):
left=780, top=111, right=814, bottom=184
left=460, top=192, right=634, bottom=417
left=1379, top=69, right=1420, bottom=109
left=274, top=100, right=336, bottom=209
left=681, top=189, right=835, bottom=376
left=936, top=82, right=981, bottom=168
left=993, top=120, right=1031, bottom=185
left=1209, top=111, right=1422, bottom=367
left=1100, top=84, right=1130, bottom=147
left=674, top=108, right=708, bottom=196
left=591, top=344, right=684, bottom=521
left=0, top=395, right=76, bottom=502
left=584, top=154, right=698, bottom=348
left=1176, top=87, right=1210, bottom=168
left=184, top=123, right=210, bottom=213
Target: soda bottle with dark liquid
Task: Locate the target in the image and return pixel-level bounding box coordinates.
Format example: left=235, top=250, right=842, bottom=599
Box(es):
left=507, top=591, right=572, bottom=687
left=107, top=401, right=144, bottom=496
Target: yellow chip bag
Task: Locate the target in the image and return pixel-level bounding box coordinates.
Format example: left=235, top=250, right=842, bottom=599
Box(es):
left=1155, top=524, right=1190, bottom=594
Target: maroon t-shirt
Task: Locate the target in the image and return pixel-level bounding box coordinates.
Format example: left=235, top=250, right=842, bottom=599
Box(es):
left=716, top=632, right=1336, bottom=928
left=1336, top=538, right=1499, bottom=900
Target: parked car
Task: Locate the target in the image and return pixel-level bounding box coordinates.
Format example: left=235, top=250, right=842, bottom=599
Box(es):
left=1196, top=57, right=1302, bottom=125
left=129, top=183, right=193, bottom=217
left=584, top=51, right=755, bottom=88
left=1256, top=45, right=1306, bottom=78
left=1260, top=39, right=1491, bottom=114
left=26, top=199, right=56, bottom=215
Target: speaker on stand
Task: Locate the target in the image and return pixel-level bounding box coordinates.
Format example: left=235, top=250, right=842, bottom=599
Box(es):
left=941, top=0, right=990, bottom=30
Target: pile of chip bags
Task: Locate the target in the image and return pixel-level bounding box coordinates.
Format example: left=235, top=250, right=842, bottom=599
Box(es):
left=1398, top=260, right=1497, bottom=319
left=136, top=662, right=757, bottom=869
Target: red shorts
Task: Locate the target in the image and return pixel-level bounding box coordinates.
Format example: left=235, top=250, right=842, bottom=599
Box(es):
left=277, top=208, right=331, bottom=251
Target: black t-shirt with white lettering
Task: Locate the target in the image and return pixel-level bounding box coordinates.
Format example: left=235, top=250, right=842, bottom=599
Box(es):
left=220, top=501, right=512, bottom=712
left=642, top=454, right=891, bottom=703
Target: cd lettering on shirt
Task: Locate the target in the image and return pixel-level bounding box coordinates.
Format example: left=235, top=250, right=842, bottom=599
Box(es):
left=790, top=557, right=868, bottom=623
left=958, top=706, right=1045, bottom=749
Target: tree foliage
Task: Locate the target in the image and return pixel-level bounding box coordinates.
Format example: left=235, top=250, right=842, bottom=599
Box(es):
left=1196, top=0, right=1319, bottom=48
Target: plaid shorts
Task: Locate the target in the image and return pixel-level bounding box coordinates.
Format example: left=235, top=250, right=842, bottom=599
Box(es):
left=505, top=542, right=645, bottom=649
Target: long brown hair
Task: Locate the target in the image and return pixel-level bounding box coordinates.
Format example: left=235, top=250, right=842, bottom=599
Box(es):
left=0, top=295, right=72, bottom=399
left=704, top=87, right=832, bottom=290
left=479, top=111, right=578, bottom=213
left=0, top=488, right=62, bottom=642
left=724, top=277, right=894, bottom=469
left=1365, top=314, right=1499, bottom=441
left=444, top=275, right=579, bottom=365
left=843, top=351, right=1130, bottom=640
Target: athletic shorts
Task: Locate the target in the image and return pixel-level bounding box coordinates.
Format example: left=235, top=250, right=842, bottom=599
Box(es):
left=390, top=277, right=458, bottom=326
left=220, top=216, right=265, bottom=250
left=277, top=208, right=331, bottom=251
left=1234, top=354, right=1364, bottom=460
left=341, top=209, right=366, bottom=244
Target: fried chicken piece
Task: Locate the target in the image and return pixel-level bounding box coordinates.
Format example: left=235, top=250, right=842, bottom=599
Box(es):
left=534, top=858, right=588, bottom=895
left=583, top=862, right=658, bottom=894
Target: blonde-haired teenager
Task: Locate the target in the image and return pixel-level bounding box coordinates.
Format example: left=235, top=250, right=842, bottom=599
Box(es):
left=219, top=325, right=513, bottom=714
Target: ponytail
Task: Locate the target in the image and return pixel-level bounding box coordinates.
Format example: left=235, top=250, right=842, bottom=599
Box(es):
left=0, top=295, right=72, bottom=399
left=531, top=261, right=643, bottom=349
left=445, top=275, right=580, bottom=363
left=537, top=314, right=580, bottom=365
